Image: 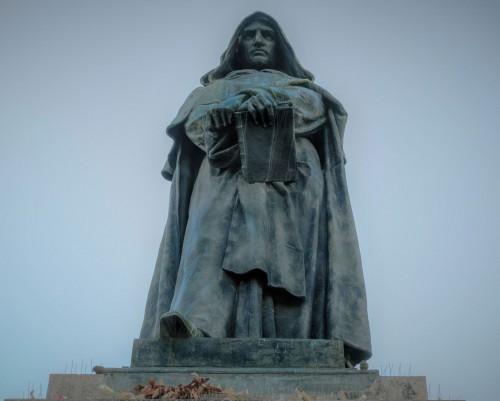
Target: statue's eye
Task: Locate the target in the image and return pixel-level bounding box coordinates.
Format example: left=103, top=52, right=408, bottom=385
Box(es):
left=242, top=31, right=255, bottom=40
left=261, top=31, right=275, bottom=41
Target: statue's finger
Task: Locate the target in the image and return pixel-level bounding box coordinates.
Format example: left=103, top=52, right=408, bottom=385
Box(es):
left=225, top=110, right=233, bottom=125
left=219, top=109, right=228, bottom=127
left=212, top=110, right=222, bottom=130
left=246, top=103, right=258, bottom=125
left=259, top=96, right=275, bottom=126
left=251, top=97, right=267, bottom=127
left=208, top=112, right=215, bottom=130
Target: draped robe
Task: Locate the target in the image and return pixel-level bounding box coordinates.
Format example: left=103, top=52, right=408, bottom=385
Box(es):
left=140, top=69, right=372, bottom=364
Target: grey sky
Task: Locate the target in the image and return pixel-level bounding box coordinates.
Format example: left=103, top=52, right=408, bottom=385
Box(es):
left=1, top=1, right=499, bottom=400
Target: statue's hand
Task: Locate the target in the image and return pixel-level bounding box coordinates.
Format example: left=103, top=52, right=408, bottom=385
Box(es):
left=207, top=96, right=245, bottom=130
left=238, top=91, right=277, bottom=128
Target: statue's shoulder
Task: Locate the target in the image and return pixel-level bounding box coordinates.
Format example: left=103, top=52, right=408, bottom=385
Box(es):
left=180, top=83, right=226, bottom=108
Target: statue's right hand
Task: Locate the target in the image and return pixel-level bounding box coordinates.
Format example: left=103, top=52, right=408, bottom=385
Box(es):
left=207, top=96, right=245, bottom=130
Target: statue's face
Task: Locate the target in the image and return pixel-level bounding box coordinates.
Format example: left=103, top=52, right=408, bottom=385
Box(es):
left=238, top=21, right=277, bottom=70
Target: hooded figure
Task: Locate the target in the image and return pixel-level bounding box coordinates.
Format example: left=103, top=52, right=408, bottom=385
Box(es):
left=139, top=12, right=371, bottom=366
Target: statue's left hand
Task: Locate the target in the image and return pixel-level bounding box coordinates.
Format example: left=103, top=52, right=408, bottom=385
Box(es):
left=238, top=90, right=277, bottom=128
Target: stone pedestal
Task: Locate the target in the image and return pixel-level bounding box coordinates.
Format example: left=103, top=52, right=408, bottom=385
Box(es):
left=126, top=338, right=372, bottom=395
left=4, top=338, right=465, bottom=400
left=38, top=371, right=452, bottom=400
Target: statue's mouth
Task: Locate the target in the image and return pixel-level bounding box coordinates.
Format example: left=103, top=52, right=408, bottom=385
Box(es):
left=251, top=49, right=267, bottom=56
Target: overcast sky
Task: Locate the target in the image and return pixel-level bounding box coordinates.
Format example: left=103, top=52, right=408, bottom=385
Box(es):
left=1, top=1, right=499, bottom=400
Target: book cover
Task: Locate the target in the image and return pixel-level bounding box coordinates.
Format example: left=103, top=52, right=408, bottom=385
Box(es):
left=234, top=105, right=297, bottom=183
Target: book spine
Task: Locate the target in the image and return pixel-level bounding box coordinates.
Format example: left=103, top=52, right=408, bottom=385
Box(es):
left=234, top=112, right=249, bottom=181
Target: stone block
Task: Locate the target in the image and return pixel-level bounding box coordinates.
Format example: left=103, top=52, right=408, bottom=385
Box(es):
left=131, top=337, right=344, bottom=368
left=102, top=366, right=379, bottom=396
left=44, top=374, right=104, bottom=400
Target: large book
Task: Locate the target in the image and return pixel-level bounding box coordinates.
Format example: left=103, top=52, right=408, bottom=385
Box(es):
left=234, top=105, right=297, bottom=183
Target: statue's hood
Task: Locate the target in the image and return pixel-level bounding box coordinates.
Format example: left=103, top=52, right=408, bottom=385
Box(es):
left=201, top=11, right=314, bottom=85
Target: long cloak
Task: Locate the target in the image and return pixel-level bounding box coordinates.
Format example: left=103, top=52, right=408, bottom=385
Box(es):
left=140, top=12, right=371, bottom=364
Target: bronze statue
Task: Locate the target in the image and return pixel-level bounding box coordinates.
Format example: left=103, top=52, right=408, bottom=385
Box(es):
left=140, top=11, right=371, bottom=367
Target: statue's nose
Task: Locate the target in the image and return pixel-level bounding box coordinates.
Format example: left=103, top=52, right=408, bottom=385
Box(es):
left=254, top=31, right=264, bottom=44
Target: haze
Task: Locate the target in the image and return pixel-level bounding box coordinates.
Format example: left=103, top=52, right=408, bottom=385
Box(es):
left=1, top=2, right=499, bottom=400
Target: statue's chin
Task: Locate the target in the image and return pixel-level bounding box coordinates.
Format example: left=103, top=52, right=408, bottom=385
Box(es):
left=243, top=58, right=275, bottom=71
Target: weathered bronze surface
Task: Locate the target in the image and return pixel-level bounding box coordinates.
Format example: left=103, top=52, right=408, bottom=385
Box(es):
left=139, top=11, right=371, bottom=366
